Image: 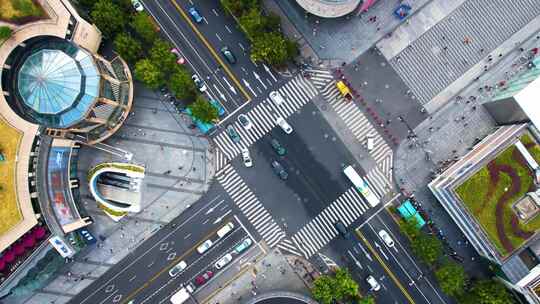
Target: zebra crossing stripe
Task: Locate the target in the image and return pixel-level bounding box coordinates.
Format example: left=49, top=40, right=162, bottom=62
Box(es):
left=291, top=235, right=309, bottom=258
left=298, top=229, right=317, bottom=256
left=345, top=190, right=366, bottom=214
left=313, top=218, right=332, bottom=243
left=339, top=196, right=358, bottom=221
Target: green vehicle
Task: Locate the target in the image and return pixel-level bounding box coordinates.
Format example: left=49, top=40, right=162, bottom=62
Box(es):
left=271, top=139, right=286, bottom=156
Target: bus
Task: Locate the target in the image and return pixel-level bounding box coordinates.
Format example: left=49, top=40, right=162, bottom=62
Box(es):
left=343, top=165, right=380, bottom=207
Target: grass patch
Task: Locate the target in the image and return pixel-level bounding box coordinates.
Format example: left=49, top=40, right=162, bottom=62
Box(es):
left=456, top=143, right=539, bottom=256
left=0, top=117, right=23, bottom=235
left=521, top=133, right=540, bottom=164
left=0, top=0, right=44, bottom=22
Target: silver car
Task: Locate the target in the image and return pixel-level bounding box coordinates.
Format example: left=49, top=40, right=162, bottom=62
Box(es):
left=197, top=239, right=213, bottom=254
left=168, top=260, right=187, bottom=277
left=215, top=253, right=233, bottom=269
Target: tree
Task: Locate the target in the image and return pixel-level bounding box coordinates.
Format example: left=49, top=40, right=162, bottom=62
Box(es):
left=189, top=96, right=218, bottom=123
left=134, top=59, right=164, bottom=89
left=459, top=279, right=515, bottom=304
left=91, top=0, right=127, bottom=38
left=251, top=32, right=290, bottom=66
left=150, top=39, right=178, bottom=77
left=312, top=275, right=335, bottom=304
left=435, top=260, right=467, bottom=297
left=131, top=12, right=158, bottom=44
left=334, top=269, right=358, bottom=300
left=0, top=26, right=12, bottom=40
left=169, top=68, right=198, bottom=101
left=239, top=8, right=267, bottom=39
left=113, top=34, right=143, bottom=64
left=400, top=217, right=420, bottom=240
left=221, top=0, right=259, bottom=16
left=357, top=296, right=375, bottom=304
left=411, top=234, right=443, bottom=265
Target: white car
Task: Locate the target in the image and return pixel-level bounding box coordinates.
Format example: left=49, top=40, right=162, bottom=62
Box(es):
left=168, top=260, right=187, bottom=277
left=131, top=0, right=144, bottom=12
left=276, top=117, right=293, bottom=134
left=378, top=229, right=395, bottom=248
left=238, top=114, right=253, bottom=130
left=197, top=239, right=213, bottom=254
left=192, top=74, right=208, bottom=92
left=269, top=91, right=285, bottom=105
left=366, top=275, right=381, bottom=291
left=215, top=253, right=233, bottom=269
left=241, top=148, right=253, bottom=168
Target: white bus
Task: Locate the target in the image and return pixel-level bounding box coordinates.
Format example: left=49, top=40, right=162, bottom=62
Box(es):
left=343, top=165, right=380, bottom=207
left=170, top=287, right=190, bottom=304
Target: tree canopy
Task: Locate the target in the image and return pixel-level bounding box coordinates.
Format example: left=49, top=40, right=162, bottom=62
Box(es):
left=134, top=59, right=164, bottom=89
left=90, top=0, right=127, bottom=38
left=435, top=260, right=467, bottom=297
left=169, top=68, right=198, bottom=102
left=113, top=34, right=143, bottom=64
left=311, top=269, right=359, bottom=304
left=459, top=279, right=515, bottom=304
left=131, top=12, right=158, bottom=44
left=189, top=96, right=218, bottom=124
left=149, top=40, right=178, bottom=77
left=0, top=26, right=12, bottom=40
left=411, top=234, right=443, bottom=265
left=251, top=32, right=290, bottom=66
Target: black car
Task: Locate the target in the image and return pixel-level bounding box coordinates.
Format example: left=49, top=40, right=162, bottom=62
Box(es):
left=220, top=46, right=237, bottom=64
left=271, top=160, right=288, bottom=180
left=334, top=221, right=351, bottom=239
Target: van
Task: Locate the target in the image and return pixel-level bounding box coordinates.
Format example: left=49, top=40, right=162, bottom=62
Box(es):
left=366, top=135, right=374, bottom=151
left=217, top=222, right=234, bottom=238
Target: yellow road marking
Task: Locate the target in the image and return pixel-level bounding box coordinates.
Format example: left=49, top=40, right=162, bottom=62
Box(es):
left=356, top=229, right=416, bottom=304
left=121, top=219, right=233, bottom=304
left=169, top=0, right=251, bottom=101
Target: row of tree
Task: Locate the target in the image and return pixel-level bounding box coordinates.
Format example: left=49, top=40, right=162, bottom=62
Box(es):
left=0, top=26, right=12, bottom=41
left=311, top=269, right=374, bottom=304
left=399, top=218, right=515, bottom=303
left=80, top=0, right=218, bottom=123
left=220, top=0, right=298, bottom=66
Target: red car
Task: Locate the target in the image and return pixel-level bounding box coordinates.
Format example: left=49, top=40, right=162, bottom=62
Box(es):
left=195, top=270, right=214, bottom=286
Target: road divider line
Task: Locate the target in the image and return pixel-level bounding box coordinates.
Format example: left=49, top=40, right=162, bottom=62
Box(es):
left=356, top=229, right=416, bottom=304
left=169, top=0, right=251, bottom=101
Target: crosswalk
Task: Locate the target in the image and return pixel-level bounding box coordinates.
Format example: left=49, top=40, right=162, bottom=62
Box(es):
left=212, top=74, right=318, bottom=171
left=308, top=68, right=393, bottom=183
left=284, top=186, right=374, bottom=258
left=216, top=164, right=288, bottom=248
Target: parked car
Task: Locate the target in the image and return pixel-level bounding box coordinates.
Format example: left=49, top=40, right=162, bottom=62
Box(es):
left=241, top=148, right=253, bottom=168
left=170, top=48, right=186, bottom=65
left=131, top=0, right=144, bottom=12
left=220, top=46, right=237, bottom=64
left=271, top=160, right=288, bottom=180
left=217, top=222, right=234, bottom=238
left=210, top=100, right=225, bottom=117
left=192, top=74, right=207, bottom=92
left=197, top=239, right=213, bottom=254
left=334, top=221, right=351, bottom=239
left=168, top=260, right=187, bottom=277
left=215, top=253, right=233, bottom=269
left=269, top=91, right=285, bottom=105
left=238, top=114, right=252, bottom=130
left=276, top=117, right=293, bottom=134
left=188, top=7, right=203, bottom=23
left=226, top=125, right=241, bottom=143
left=366, top=275, right=381, bottom=291
left=378, top=229, right=395, bottom=248
left=270, top=139, right=286, bottom=156
left=195, top=270, right=214, bottom=286
left=234, top=238, right=252, bottom=254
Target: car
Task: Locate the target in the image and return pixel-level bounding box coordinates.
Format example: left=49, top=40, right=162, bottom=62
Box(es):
left=234, top=238, right=252, bottom=254
left=276, top=117, right=293, bottom=134
left=197, top=239, right=213, bottom=254
left=215, top=253, right=233, bottom=269
left=217, top=222, right=234, bottom=238
left=271, top=160, right=288, bottom=180
left=378, top=229, right=395, bottom=248
left=226, top=125, right=240, bottom=143
left=170, top=48, right=186, bottom=65
left=366, top=134, right=374, bottom=151
left=270, top=139, right=286, bottom=156
left=238, top=114, right=252, bottom=130
left=334, top=221, right=351, bottom=239
left=168, top=260, right=187, bottom=277
left=220, top=46, right=237, bottom=64
left=191, top=74, right=207, bottom=92
left=186, top=282, right=196, bottom=293
left=269, top=91, right=285, bottom=105
left=241, top=148, right=253, bottom=168
left=131, top=0, right=144, bottom=12
left=195, top=270, right=214, bottom=286
left=210, top=100, right=225, bottom=117
left=188, top=7, right=203, bottom=23
left=366, top=275, right=381, bottom=291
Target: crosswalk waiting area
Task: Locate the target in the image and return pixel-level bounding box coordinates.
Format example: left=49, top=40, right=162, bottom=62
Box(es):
left=213, top=74, right=318, bottom=169
left=282, top=186, right=374, bottom=258
left=216, top=164, right=286, bottom=248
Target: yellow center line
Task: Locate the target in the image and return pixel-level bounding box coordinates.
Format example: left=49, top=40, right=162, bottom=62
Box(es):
left=169, top=0, right=251, bottom=101
left=355, top=229, right=416, bottom=304
left=121, top=218, right=234, bottom=304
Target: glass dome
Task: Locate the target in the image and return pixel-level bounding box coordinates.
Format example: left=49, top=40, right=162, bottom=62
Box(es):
left=16, top=48, right=100, bottom=128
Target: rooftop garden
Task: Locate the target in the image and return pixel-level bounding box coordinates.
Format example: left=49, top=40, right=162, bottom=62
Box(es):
left=456, top=133, right=540, bottom=257
left=0, top=0, right=45, bottom=23
left=0, top=117, right=23, bottom=235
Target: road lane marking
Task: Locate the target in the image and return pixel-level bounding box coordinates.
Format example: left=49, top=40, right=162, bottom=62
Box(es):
left=183, top=233, right=191, bottom=239
left=356, top=229, right=416, bottom=304
left=215, top=32, right=222, bottom=41
left=225, top=25, right=232, bottom=33
left=169, top=0, right=251, bottom=100
left=129, top=275, right=136, bottom=282
left=357, top=193, right=400, bottom=229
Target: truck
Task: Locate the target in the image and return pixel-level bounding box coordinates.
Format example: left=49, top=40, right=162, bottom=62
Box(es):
left=336, top=81, right=353, bottom=101
left=343, top=165, right=380, bottom=207
left=170, top=284, right=194, bottom=304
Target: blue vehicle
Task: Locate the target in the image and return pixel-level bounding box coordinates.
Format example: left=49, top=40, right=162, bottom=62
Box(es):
left=394, top=4, right=412, bottom=20
left=210, top=100, right=225, bottom=117
left=188, top=7, right=203, bottom=23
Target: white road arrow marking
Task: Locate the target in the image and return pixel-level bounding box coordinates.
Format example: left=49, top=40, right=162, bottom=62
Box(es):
left=212, top=84, right=226, bottom=101
left=263, top=63, right=277, bottom=82
left=222, top=77, right=237, bottom=95
left=213, top=209, right=232, bottom=224
left=375, top=242, right=389, bottom=260
left=253, top=71, right=267, bottom=90
left=242, top=78, right=257, bottom=97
